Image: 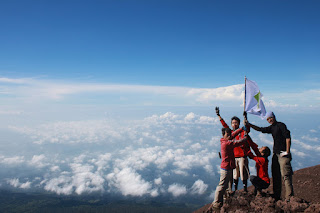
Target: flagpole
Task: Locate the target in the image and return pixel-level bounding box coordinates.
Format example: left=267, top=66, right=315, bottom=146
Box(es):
left=244, top=76, right=247, bottom=122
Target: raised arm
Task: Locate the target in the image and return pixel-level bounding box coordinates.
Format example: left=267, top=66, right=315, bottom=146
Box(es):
left=216, top=107, right=229, bottom=128
left=247, top=135, right=262, bottom=157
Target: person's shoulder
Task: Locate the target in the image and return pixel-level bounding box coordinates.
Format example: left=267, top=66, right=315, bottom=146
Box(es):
left=276, top=121, right=287, bottom=127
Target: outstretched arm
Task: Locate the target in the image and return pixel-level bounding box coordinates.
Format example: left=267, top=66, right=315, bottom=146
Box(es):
left=246, top=122, right=262, bottom=132
left=232, top=137, right=248, bottom=147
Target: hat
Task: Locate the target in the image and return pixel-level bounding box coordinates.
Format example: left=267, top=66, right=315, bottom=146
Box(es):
left=266, top=111, right=275, bottom=119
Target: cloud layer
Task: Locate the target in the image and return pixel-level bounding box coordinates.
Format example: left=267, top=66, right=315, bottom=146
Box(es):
left=1, top=111, right=319, bottom=202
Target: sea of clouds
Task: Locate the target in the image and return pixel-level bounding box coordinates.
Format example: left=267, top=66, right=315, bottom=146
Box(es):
left=1, top=111, right=319, bottom=203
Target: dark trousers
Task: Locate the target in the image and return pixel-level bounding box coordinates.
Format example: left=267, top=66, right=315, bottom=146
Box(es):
left=250, top=175, right=269, bottom=192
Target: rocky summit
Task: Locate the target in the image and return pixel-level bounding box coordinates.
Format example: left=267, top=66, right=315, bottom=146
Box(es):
left=194, top=165, right=320, bottom=213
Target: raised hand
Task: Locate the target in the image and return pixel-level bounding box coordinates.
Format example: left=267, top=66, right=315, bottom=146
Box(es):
left=215, top=107, right=220, bottom=116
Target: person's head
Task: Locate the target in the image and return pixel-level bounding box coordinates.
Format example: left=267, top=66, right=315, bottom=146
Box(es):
left=266, top=112, right=276, bottom=125
left=259, top=146, right=271, bottom=157
left=231, top=116, right=240, bottom=130
left=222, top=127, right=232, bottom=139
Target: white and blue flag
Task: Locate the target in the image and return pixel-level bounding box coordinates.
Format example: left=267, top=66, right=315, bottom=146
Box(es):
left=245, top=78, right=267, bottom=119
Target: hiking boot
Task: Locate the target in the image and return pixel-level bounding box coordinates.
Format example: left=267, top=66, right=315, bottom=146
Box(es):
left=256, top=191, right=263, bottom=198
left=206, top=203, right=221, bottom=213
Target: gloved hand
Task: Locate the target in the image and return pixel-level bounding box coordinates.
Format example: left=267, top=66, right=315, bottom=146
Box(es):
left=243, top=111, right=247, bottom=118
left=215, top=107, right=220, bottom=116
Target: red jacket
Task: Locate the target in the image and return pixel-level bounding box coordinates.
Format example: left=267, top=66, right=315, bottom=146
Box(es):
left=220, top=129, right=247, bottom=170
left=248, top=152, right=270, bottom=184
left=220, top=119, right=261, bottom=158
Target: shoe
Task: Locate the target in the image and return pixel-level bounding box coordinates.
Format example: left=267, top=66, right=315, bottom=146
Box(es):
left=256, top=191, right=263, bottom=198
left=206, top=203, right=221, bottom=213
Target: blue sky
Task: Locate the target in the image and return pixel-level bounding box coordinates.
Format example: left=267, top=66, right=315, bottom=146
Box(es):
left=1, top=0, right=319, bottom=89
left=0, top=0, right=320, bottom=205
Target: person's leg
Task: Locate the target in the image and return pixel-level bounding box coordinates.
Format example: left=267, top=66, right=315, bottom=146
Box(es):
left=279, top=154, right=294, bottom=200
left=250, top=175, right=270, bottom=196
left=233, top=158, right=240, bottom=191
left=227, top=176, right=233, bottom=194
left=239, top=157, right=249, bottom=191
left=250, top=175, right=258, bottom=195
left=213, top=169, right=230, bottom=207
left=250, top=175, right=269, bottom=190
left=272, top=154, right=282, bottom=200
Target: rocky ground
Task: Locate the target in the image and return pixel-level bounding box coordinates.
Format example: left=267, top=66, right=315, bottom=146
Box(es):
left=194, top=165, right=320, bottom=213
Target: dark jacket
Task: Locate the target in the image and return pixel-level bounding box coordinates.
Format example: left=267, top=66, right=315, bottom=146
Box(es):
left=260, top=121, right=291, bottom=154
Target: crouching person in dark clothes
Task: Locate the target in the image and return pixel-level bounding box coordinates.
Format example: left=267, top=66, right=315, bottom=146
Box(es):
left=248, top=146, right=271, bottom=197
left=207, top=127, right=247, bottom=212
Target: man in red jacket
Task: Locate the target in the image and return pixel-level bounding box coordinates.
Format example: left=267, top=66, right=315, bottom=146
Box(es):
left=215, top=107, right=261, bottom=192
left=207, top=127, right=248, bottom=211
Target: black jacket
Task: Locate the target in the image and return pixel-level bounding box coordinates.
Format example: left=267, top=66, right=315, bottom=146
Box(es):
left=260, top=121, right=291, bottom=154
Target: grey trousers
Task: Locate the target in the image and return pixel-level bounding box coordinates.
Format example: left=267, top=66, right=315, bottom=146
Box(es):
left=213, top=169, right=233, bottom=207
left=272, top=153, right=294, bottom=200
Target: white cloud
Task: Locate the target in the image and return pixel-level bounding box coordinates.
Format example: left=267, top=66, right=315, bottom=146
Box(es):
left=50, top=166, right=60, bottom=172
left=70, top=163, right=105, bottom=195
left=301, top=135, right=319, bottom=142
left=7, top=178, right=31, bottom=189
left=293, top=139, right=313, bottom=150
left=291, top=149, right=306, bottom=157
left=7, top=178, right=20, bottom=187
left=106, top=167, right=153, bottom=197
left=190, top=179, right=208, bottom=195
left=154, top=177, right=162, bottom=185
left=264, top=99, right=298, bottom=108
left=0, top=156, right=25, bottom=165
left=0, top=77, right=247, bottom=105
left=257, top=133, right=273, bottom=146
left=168, top=183, right=187, bottom=197
left=9, top=120, right=123, bottom=145
left=20, top=181, right=32, bottom=189
left=187, top=84, right=244, bottom=102
left=43, top=162, right=105, bottom=195
left=29, top=154, right=47, bottom=168
left=44, top=175, right=74, bottom=195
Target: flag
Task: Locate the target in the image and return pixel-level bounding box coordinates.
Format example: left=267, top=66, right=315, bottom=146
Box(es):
left=245, top=78, right=267, bottom=119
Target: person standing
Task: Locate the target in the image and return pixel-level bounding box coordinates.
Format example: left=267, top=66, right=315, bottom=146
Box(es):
left=215, top=107, right=260, bottom=192
left=246, top=111, right=294, bottom=201
left=207, top=127, right=247, bottom=211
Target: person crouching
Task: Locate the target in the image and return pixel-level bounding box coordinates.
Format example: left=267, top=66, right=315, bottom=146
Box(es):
left=248, top=146, right=271, bottom=197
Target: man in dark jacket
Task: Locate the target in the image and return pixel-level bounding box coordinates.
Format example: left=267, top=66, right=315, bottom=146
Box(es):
left=246, top=111, right=294, bottom=201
